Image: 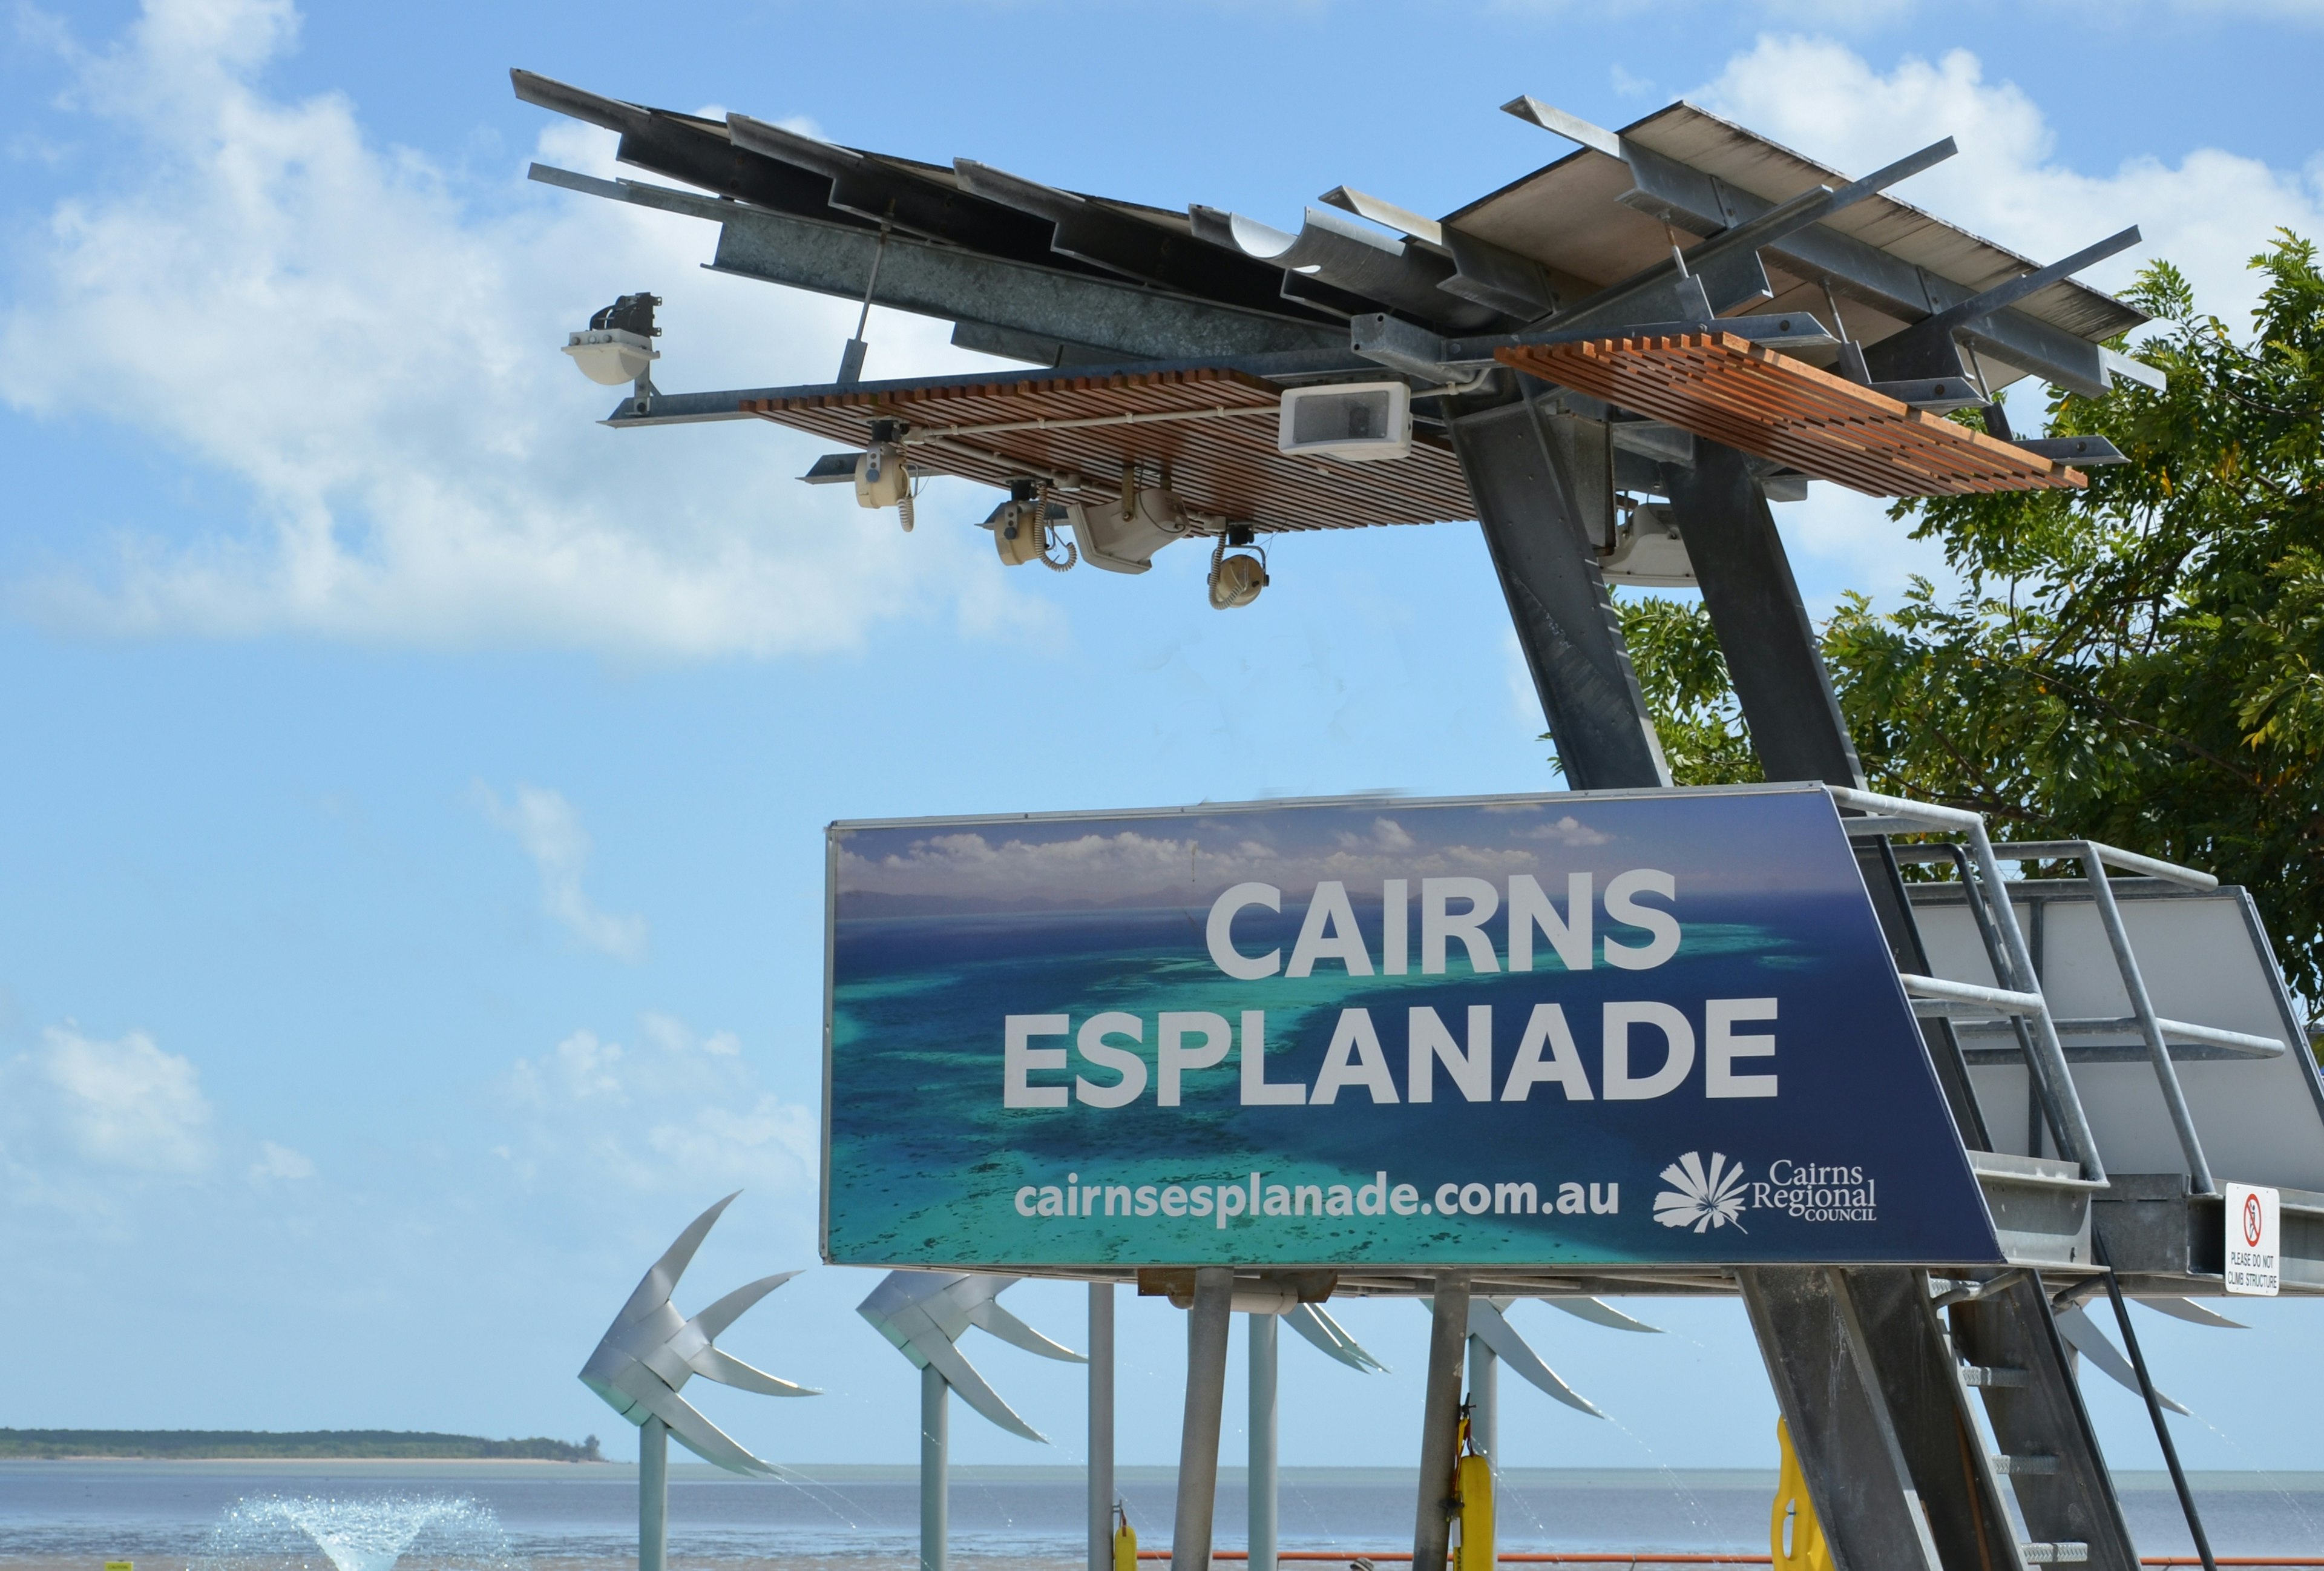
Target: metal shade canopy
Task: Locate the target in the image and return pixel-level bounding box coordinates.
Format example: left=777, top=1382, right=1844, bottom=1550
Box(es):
left=750, top=366, right=1474, bottom=532
left=1502, top=332, right=2087, bottom=496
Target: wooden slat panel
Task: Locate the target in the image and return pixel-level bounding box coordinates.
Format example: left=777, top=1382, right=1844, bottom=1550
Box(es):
left=743, top=366, right=1477, bottom=532
left=1498, top=332, right=2087, bottom=498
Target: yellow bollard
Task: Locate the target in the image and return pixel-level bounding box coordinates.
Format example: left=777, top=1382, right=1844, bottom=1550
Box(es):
left=1112, top=1506, right=1137, bottom=1571
left=1452, top=1449, right=1494, bottom=1571
left=1770, top=1417, right=1833, bottom=1571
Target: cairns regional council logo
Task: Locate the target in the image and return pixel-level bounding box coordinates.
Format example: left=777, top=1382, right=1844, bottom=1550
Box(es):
left=1654, top=1151, right=1879, bottom=1232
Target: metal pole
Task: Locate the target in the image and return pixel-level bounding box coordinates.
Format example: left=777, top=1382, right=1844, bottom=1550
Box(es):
left=2096, top=1239, right=2217, bottom=1571
left=2080, top=840, right=2216, bottom=1193
left=1091, top=1282, right=1117, bottom=1571
left=921, top=1363, right=949, bottom=1571
left=638, top=1414, right=668, bottom=1571
left=1413, top=1275, right=1471, bottom=1571
left=1172, top=1266, right=1235, bottom=1571
left=1249, top=1312, right=1279, bottom=1571
left=1466, top=1332, right=1498, bottom=1463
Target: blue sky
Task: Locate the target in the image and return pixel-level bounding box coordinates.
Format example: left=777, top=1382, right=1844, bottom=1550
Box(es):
left=5, top=0, right=2324, bottom=1481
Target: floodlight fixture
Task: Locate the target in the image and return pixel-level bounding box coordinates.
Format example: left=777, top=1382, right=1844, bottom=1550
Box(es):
left=1276, top=381, right=1413, bottom=462
left=564, top=292, right=663, bottom=397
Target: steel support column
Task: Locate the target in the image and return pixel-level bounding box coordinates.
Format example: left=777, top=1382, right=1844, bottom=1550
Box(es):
left=1449, top=389, right=1671, bottom=791
left=921, top=1365, right=949, bottom=1571
left=1413, top=1275, right=1472, bottom=1571
left=1662, top=441, right=1861, bottom=788
left=1737, top=1268, right=1942, bottom=1571
left=1466, top=1334, right=1498, bottom=1463
left=1249, top=1313, right=1279, bottom=1571
left=1172, top=1266, right=1235, bottom=1571
left=638, top=1414, right=669, bottom=1571
left=1663, top=439, right=1990, bottom=1145
left=1091, top=1282, right=1116, bottom=1571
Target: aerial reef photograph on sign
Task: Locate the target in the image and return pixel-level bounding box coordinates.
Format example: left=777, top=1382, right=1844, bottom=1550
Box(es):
left=517, top=52, right=2324, bottom=1571
left=824, top=785, right=2000, bottom=1280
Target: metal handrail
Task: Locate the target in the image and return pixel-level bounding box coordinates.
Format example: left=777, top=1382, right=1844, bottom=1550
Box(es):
left=1949, top=1016, right=2283, bottom=1057
left=1850, top=799, right=2231, bottom=1190
left=1830, top=786, right=2106, bottom=1181
left=1830, top=789, right=2254, bottom=1192
left=1889, top=838, right=2217, bottom=892
left=1901, top=973, right=2047, bottom=1015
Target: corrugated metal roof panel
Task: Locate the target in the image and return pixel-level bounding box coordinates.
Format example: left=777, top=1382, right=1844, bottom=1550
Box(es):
left=1446, top=102, right=2143, bottom=351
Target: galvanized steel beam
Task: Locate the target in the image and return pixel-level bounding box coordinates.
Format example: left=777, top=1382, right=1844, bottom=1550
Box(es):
left=1412, top=1275, right=1471, bottom=1571
left=1502, top=98, right=2125, bottom=397
left=1662, top=440, right=1990, bottom=1145
left=1738, top=1268, right=1943, bottom=1571
left=528, top=166, right=1343, bottom=363
left=1446, top=389, right=1672, bottom=790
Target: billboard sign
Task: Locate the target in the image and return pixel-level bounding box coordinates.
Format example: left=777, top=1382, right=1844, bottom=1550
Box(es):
left=822, top=784, right=1999, bottom=1268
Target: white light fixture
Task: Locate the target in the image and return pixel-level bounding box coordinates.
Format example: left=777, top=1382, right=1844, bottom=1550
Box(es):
left=563, top=328, right=659, bottom=386
left=1276, top=381, right=1413, bottom=461
left=1599, top=502, right=1695, bottom=587
left=562, top=293, right=663, bottom=393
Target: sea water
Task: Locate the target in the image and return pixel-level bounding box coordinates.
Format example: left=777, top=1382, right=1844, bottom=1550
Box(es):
left=4, top=1462, right=2322, bottom=1568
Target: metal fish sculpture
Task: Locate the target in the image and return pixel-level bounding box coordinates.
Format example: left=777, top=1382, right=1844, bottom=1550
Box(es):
left=579, top=1190, right=818, bottom=1474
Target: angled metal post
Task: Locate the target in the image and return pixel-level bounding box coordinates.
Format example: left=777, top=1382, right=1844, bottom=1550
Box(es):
left=1091, top=1283, right=1116, bottom=1571
left=1465, top=1334, right=1497, bottom=1462
left=638, top=1415, right=668, bottom=1571
left=921, top=1363, right=948, bottom=1571
left=1664, top=443, right=1991, bottom=1146
left=1249, top=1312, right=1279, bottom=1571
left=2079, top=840, right=2215, bottom=1193
left=1413, top=1274, right=1471, bottom=1571
left=1448, top=387, right=1670, bottom=789
left=1172, top=1266, right=1235, bottom=1571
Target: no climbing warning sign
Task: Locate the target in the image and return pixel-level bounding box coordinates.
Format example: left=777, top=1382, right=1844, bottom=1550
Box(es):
left=2226, top=1181, right=2281, bottom=1296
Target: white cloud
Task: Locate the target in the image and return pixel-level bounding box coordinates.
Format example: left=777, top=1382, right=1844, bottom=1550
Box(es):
left=249, top=1139, right=315, bottom=1182
left=0, top=0, right=1051, bottom=656
left=1689, top=36, right=2324, bottom=604
left=1519, top=814, right=1613, bottom=846
left=1695, top=38, right=2324, bottom=328
left=475, top=783, right=648, bottom=961
left=836, top=814, right=1646, bottom=904
left=501, top=1015, right=813, bottom=1194
left=511, top=1028, right=629, bottom=1104
left=37, top=1026, right=212, bottom=1173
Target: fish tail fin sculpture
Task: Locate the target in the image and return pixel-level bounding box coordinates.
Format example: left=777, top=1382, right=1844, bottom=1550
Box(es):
left=1544, top=1297, right=1663, bottom=1334
left=616, top=1190, right=743, bottom=1326
left=579, top=1191, right=816, bottom=1480
left=1465, top=1299, right=1603, bottom=1418
left=690, top=1271, right=804, bottom=1342
left=652, top=1394, right=782, bottom=1475
left=919, top=1331, right=1050, bottom=1442
left=692, top=1345, right=821, bottom=1397
left=2055, top=1306, right=2190, bottom=1415
left=857, top=1270, right=1080, bottom=1444
left=966, top=1299, right=1089, bottom=1363
left=1284, top=1302, right=1388, bottom=1373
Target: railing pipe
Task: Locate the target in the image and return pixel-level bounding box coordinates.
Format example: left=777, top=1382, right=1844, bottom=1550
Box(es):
left=1828, top=786, right=2106, bottom=1181
left=2077, top=840, right=2216, bottom=1194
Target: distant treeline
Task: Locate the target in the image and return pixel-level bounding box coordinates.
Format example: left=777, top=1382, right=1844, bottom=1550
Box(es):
left=0, top=1429, right=605, bottom=1460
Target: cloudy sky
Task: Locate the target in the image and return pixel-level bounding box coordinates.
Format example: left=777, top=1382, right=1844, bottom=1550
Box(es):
left=5, top=0, right=2324, bottom=1478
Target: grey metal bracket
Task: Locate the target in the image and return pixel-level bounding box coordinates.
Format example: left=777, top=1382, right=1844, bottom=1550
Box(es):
left=1503, top=99, right=2142, bottom=397
left=1865, top=228, right=2143, bottom=384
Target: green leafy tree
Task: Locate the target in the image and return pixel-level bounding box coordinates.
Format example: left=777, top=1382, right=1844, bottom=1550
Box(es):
left=1615, top=233, right=2324, bottom=994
